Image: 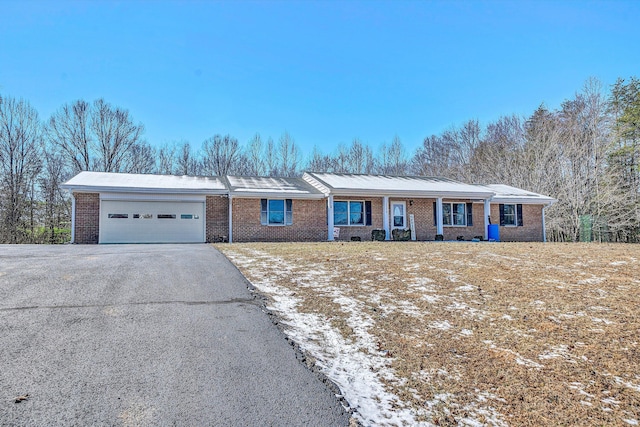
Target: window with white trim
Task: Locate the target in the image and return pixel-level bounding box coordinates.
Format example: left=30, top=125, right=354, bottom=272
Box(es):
left=434, top=202, right=473, bottom=227
left=334, top=201, right=365, bottom=226
left=502, top=204, right=516, bottom=226
left=444, top=203, right=466, bottom=226
left=261, top=199, right=293, bottom=225
left=499, top=203, right=522, bottom=226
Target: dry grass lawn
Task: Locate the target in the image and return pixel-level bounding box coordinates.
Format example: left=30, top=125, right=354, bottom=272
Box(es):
left=217, top=242, right=640, bottom=426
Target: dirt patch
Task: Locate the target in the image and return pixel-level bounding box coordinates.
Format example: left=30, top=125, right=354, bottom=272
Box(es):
left=217, top=242, right=640, bottom=426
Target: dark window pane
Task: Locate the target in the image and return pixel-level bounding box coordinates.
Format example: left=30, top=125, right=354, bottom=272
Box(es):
left=108, top=213, right=128, bottom=219
left=394, top=216, right=403, bottom=227
left=442, top=204, right=452, bottom=225
left=269, top=199, right=284, bottom=212
left=269, top=211, right=284, bottom=224
left=334, top=201, right=348, bottom=214
left=158, top=214, right=176, bottom=219
left=181, top=214, right=193, bottom=219
left=334, top=213, right=348, bottom=225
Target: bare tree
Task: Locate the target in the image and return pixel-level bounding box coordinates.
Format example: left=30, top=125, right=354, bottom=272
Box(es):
left=123, top=140, right=155, bottom=174
left=246, top=133, right=265, bottom=175
left=0, top=96, right=43, bottom=243
left=156, top=142, right=177, bottom=175
left=201, top=134, right=240, bottom=176
left=47, top=100, right=92, bottom=173
left=379, top=136, right=408, bottom=175
left=91, top=99, right=145, bottom=172
left=265, top=137, right=277, bottom=176
left=277, top=131, right=300, bottom=177
left=306, top=146, right=334, bottom=172
left=176, top=141, right=199, bottom=175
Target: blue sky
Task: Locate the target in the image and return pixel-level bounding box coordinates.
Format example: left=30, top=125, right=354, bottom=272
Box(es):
left=1, top=0, right=638, bottom=156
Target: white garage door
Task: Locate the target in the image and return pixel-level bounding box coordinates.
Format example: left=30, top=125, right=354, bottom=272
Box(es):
left=100, top=200, right=205, bottom=243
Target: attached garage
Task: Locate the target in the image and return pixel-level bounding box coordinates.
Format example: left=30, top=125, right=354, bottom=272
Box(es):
left=61, top=172, right=228, bottom=244
left=100, top=197, right=206, bottom=244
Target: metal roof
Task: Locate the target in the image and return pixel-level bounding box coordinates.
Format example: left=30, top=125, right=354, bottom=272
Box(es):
left=303, top=172, right=495, bottom=198
left=61, top=171, right=227, bottom=194
left=477, top=184, right=556, bottom=205
left=226, top=176, right=325, bottom=199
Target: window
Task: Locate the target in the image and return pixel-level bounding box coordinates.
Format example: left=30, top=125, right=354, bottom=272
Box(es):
left=502, top=204, right=516, bottom=226
left=133, top=214, right=152, bottom=219
left=108, top=213, right=128, bottom=219
left=433, top=202, right=473, bottom=227
left=261, top=199, right=293, bottom=225
left=499, top=204, right=523, bottom=227
left=157, top=214, right=176, bottom=219
left=334, top=201, right=371, bottom=226
left=181, top=214, right=193, bottom=219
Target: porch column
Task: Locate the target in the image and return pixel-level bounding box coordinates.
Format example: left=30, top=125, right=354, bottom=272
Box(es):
left=70, top=192, right=76, bottom=244
left=436, top=197, right=444, bottom=236
left=484, top=199, right=491, bottom=241
left=383, top=196, right=390, bottom=240
left=228, top=195, right=233, bottom=243
left=327, top=195, right=334, bottom=241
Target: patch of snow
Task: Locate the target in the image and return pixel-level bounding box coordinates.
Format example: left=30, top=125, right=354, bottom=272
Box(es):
left=225, top=248, right=423, bottom=426
left=460, top=329, right=473, bottom=336
left=577, top=276, right=605, bottom=285
left=421, top=294, right=440, bottom=304
left=457, top=284, right=475, bottom=292
left=430, top=320, right=452, bottom=330
left=501, top=314, right=514, bottom=321
left=624, top=419, right=639, bottom=426
left=610, top=260, right=627, bottom=266
left=591, top=317, right=614, bottom=325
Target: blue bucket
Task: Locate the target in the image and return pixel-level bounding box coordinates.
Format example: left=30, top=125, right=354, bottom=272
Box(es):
left=488, top=224, right=500, bottom=242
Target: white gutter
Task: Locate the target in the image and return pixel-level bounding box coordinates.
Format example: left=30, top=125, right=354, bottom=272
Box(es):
left=228, top=195, right=233, bottom=243
left=484, top=198, right=491, bottom=241
left=229, top=191, right=325, bottom=200
left=59, top=185, right=227, bottom=195
left=542, top=205, right=547, bottom=242
left=436, top=197, right=444, bottom=236
left=70, top=192, right=76, bottom=244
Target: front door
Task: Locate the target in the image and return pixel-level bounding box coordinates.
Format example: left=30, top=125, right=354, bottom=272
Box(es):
left=391, top=201, right=406, bottom=229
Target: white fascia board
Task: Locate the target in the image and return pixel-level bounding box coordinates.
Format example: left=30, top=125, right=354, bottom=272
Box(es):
left=229, top=190, right=325, bottom=200
left=60, top=184, right=227, bottom=195
left=329, top=189, right=495, bottom=199
left=302, top=173, right=331, bottom=195
left=99, top=192, right=206, bottom=202
left=490, top=197, right=556, bottom=205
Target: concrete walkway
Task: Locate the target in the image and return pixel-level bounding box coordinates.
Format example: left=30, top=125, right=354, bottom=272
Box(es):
left=0, top=244, right=349, bottom=426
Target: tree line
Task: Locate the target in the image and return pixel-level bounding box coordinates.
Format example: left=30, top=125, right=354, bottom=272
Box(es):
left=1, top=76, right=639, bottom=243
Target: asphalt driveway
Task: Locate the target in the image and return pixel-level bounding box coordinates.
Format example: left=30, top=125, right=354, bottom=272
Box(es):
left=0, top=244, right=349, bottom=426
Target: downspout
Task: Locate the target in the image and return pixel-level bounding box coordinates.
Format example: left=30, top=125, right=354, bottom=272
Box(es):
left=228, top=195, right=233, bottom=243
left=436, top=197, right=444, bottom=236
left=327, top=195, right=334, bottom=241
left=542, top=204, right=547, bottom=243
left=70, top=191, right=76, bottom=244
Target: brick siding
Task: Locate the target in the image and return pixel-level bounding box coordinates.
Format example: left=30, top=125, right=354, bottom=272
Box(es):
left=74, top=192, right=100, bottom=244
left=490, top=204, right=544, bottom=242
left=332, top=196, right=383, bottom=241
left=71, top=192, right=547, bottom=244
left=231, top=198, right=327, bottom=242
left=206, top=195, right=229, bottom=242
